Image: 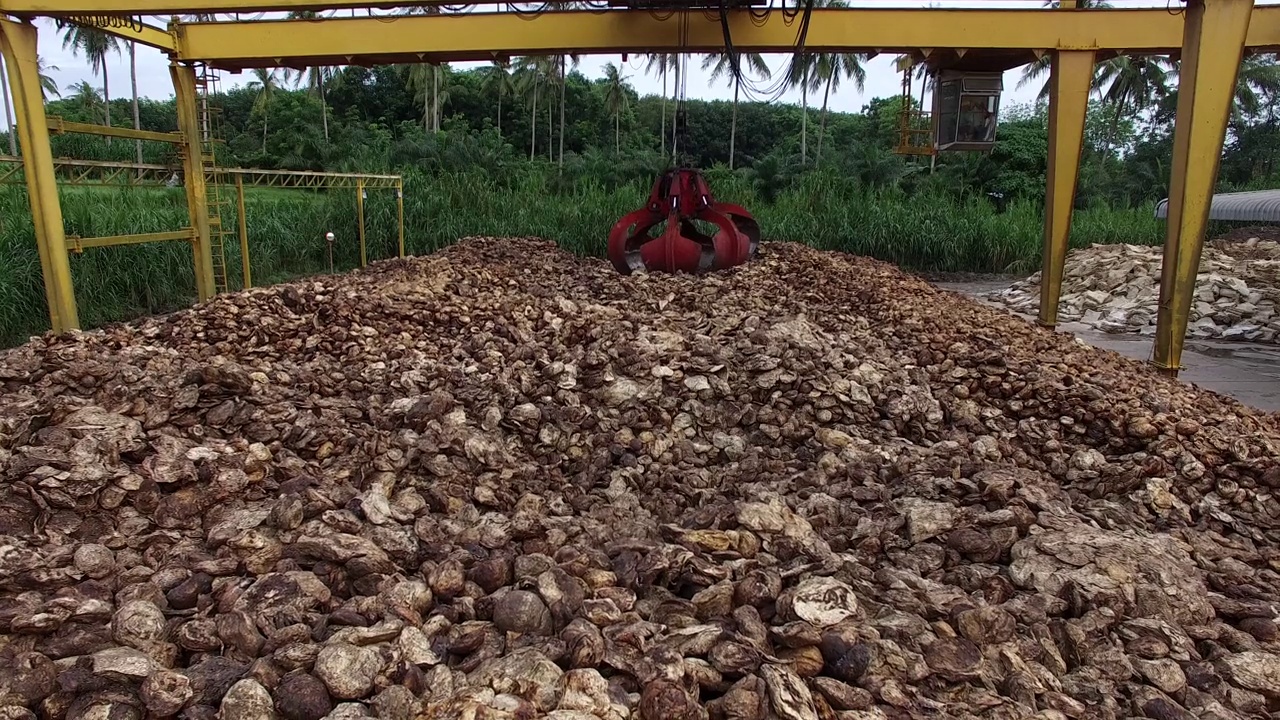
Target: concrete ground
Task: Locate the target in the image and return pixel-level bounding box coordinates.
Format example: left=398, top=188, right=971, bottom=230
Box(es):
left=934, top=281, right=1280, bottom=414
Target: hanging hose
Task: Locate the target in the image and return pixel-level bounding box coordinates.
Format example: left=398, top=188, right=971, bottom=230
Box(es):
left=54, top=14, right=145, bottom=32
left=670, top=12, right=693, bottom=168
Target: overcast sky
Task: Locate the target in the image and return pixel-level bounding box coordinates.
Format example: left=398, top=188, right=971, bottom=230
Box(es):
left=2, top=0, right=1226, bottom=134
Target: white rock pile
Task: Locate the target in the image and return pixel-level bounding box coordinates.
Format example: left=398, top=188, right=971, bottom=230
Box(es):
left=984, top=238, right=1280, bottom=343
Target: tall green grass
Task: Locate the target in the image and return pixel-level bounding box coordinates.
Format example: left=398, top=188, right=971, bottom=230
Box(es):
left=0, top=172, right=1162, bottom=346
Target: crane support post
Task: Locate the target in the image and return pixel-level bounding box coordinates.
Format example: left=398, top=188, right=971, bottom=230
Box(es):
left=0, top=18, right=79, bottom=333
left=170, top=62, right=216, bottom=302
left=236, top=174, right=251, bottom=289
left=1038, top=49, right=1095, bottom=329
left=1153, top=0, right=1254, bottom=376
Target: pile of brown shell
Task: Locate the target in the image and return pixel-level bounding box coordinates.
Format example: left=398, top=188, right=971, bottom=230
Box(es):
left=1, top=237, right=1279, bottom=720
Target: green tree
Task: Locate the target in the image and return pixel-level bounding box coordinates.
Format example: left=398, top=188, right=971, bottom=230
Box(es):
left=59, top=24, right=119, bottom=138
left=702, top=51, right=771, bottom=169
left=248, top=68, right=280, bottom=149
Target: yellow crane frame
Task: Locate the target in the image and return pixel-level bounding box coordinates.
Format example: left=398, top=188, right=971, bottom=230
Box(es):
left=2, top=0, right=1279, bottom=374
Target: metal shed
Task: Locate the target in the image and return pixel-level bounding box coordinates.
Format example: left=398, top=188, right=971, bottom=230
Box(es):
left=1155, top=189, right=1280, bottom=223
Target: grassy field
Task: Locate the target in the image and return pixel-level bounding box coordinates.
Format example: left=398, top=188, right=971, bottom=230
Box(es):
left=0, top=173, right=1164, bottom=346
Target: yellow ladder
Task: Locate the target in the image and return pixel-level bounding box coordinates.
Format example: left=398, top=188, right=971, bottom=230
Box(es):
left=193, top=64, right=232, bottom=294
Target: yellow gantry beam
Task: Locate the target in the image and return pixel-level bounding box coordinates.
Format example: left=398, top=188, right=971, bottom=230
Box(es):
left=1, top=11, right=177, bottom=50
left=161, top=6, right=1280, bottom=68
left=0, top=0, right=440, bottom=11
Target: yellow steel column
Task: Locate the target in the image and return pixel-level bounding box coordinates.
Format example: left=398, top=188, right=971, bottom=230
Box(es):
left=396, top=181, right=405, bottom=259
left=236, top=174, right=251, bottom=289
left=170, top=62, right=215, bottom=301
left=357, top=179, right=367, bottom=267
left=1037, top=49, right=1095, bottom=328
left=0, top=19, right=79, bottom=332
left=1153, top=0, right=1253, bottom=375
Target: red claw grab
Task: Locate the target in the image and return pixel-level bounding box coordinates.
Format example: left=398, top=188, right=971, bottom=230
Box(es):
left=608, top=169, right=761, bottom=275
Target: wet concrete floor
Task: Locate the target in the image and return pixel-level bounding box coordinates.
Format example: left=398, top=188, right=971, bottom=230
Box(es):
left=934, top=281, right=1280, bottom=414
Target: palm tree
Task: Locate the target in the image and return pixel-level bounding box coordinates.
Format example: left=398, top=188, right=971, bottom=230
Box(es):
left=1094, top=54, right=1173, bottom=155
left=810, top=50, right=867, bottom=164
left=602, top=62, right=630, bottom=153
left=1, top=56, right=14, bottom=156
left=0, top=55, right=51, bottom=155
left=786, top=52, right=816, bottom=164
left=1018, top=53, right=1110, bottom=103
left=128, top=42, right=142, bottom=163
left=645, top=53, right=678, bottom=154
left=4, top=54, right=67, bottom=154
left=286, top=64, right=333, bottom=140
left=38, top=57, right=61, bottom=99
left=703, top=51, right=771, bottom=169
left=433, top=65, right=443, bottom=131
left=516, top=56, right=552, bottom=160
left=1018, top=0, right=1112, bottom=100
left=403, top=64, right=433, bottom=132
left=402, top=63, right=450, bottom=133
left=247, top=68, right=280, bottom=150
left=59, top=24, right=119, bottom=139
left=1230, top=54, right=1280, bottom=120
left=556, top=54, right=581, bottom=167
left=69, top=80, right=103, bottom=113
left=285, top=11, right=332, bottom=141
left=1157, top=54, right=1280, bottom=124
left=480, top=61, right=515, bottom=135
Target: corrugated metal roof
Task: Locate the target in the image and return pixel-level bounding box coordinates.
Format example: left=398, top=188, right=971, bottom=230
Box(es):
left=1155, top=189, right=1280, bottom=222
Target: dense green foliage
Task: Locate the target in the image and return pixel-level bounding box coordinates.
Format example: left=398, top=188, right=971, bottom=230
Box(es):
left=1, top=53, right=1278, bottom=343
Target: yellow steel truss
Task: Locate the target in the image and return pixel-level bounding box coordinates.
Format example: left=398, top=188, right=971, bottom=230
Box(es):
left=0, top=0, right=1276, bottom=374
left=47, top=116, right=184, bottom=143
left=0, top=156, right=403, bottom=190
left=0, top=155, right=175, bottom=185
left=0, top=155, right=404, bottom=291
